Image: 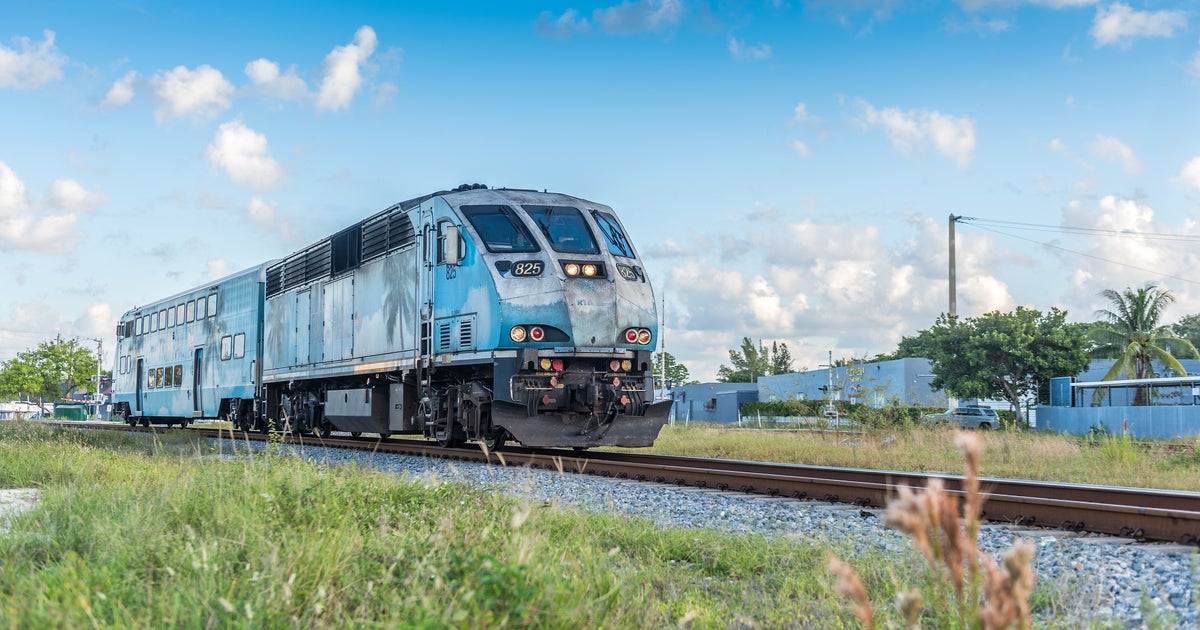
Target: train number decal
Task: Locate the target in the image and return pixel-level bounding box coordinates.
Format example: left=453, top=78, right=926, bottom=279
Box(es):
left=511, top=261, right=544, bottom=277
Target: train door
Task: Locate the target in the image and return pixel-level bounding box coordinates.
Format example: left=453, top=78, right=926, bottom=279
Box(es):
left=193, top=348, right=204, bottom=417
left=135, top=358, right=144, bottom=414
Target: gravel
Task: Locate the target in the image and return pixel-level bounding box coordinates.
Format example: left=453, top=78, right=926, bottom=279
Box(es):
left=213, top=438, right=1198, bottom=628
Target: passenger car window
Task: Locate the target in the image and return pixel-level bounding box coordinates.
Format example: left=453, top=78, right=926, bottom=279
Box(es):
left=591, top=210, right=635, bottom=258
left=523, top=205, right=600, bottom=254
left=233, top=333, right=245, bottom=359
left=221, top=335, right=232, bottom=361
left=208, top=294, right=217, bottom=318
left=461, top=205, right=539, bottom=253
left=186, top=300, right=195, bottom=322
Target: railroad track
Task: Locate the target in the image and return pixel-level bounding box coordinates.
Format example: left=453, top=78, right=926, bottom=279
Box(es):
left=47, top=421, right=1200, bottom=545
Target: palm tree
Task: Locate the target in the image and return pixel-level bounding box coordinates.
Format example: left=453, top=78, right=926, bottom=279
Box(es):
left=1089, top=284, right=1200, bottom=405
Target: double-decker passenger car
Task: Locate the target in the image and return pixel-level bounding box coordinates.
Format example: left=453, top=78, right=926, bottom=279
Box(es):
left=112, top=185, right=670, bottom=449
left=112, top=264, right=270, bottom=427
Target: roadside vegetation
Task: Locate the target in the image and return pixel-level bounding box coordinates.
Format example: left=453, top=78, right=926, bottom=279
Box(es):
left=0, top=420, right=1109, bottom=628
left=642, top=422, right=1200, bottom=492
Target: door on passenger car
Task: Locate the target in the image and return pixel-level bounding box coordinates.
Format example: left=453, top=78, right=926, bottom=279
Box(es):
left=135, top=358, right=144, bottom=414
left=193, top=348, right=204, bottom=416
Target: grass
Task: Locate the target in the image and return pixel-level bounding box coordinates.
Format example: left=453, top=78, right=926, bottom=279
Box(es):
left=636, top=423, right=1200, bottom=491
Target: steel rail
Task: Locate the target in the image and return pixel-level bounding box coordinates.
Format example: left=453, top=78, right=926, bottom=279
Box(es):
left=45, top=422, right=1200, bottom=545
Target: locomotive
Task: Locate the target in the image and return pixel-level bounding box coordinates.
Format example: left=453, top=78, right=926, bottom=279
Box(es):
left=111, top=185, right=671, bottom=449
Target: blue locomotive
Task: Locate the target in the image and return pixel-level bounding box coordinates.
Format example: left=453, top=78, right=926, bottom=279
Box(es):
left=112, top=185, right=671, bottom=449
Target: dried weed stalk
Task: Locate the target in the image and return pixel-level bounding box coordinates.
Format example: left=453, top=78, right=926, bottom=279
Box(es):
left=828, top=432, right=1035, bottom=629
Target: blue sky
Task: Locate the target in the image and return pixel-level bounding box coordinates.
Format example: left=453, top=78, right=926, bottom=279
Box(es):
left=2, top=0, right=1199, bottom=381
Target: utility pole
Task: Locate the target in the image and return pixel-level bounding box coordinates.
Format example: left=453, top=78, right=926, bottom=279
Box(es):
left=948, top=213, right=960, bottom=318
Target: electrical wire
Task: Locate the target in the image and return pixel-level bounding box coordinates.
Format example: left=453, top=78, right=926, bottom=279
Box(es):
left=962, top=222, right=1200, bottom=287
left=958, top=216, right=1200, bottom=243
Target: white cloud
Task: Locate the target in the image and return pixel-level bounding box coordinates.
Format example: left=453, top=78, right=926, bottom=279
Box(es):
left=1090, top=3, right=1187, bottom=48
left=101, top=70, right=138, bottom=108
left=205, top=120, right=284, bottom=191
left=792, top=103, right=812, bottom=125
left=791, top=140, right=812, bottom=158
left=245, top=58, right=308, bottom=101
left=1179, top=157, right=1200, bottom=190
left=316, top=26, right=378, bottom=112
left=73, top=303, right=114, bottom=345
left=0, top=161, right=31, bottom=216
left=536, top=9, right=591, bottom=38
left=246, top=195, right=276, bottom=228
left=728, top=36, right=772, bottom=61
left=858, top=99, right=977, bottom=169
left=48, top=178, right=108, bottom=211
left=1089, top=134, right=1142, bottom=174
left=0, top=29, right=66, bottom=90
left=205, top=259, right=230, bottom=281
left=0, top=213, right=79, bottom=253
left=150, top=65, right=235, bottom=123
left=594, top=0, right=685, bottom=34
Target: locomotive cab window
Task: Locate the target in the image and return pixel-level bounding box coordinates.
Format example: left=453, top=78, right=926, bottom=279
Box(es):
left=460, top=205, right=539, bottom=253
left=592, top=210, right=635, bottom=258
left=524, top=205, right=599, bottom=254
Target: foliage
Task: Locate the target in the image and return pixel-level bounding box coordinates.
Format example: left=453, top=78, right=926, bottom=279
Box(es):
left=1169, top=312, right=1200, bottom=352
left=653, top=351, right=697, bottom=387
left=902, top=307, right=1090, bottom=422
left=829, top=434, right=1036, bottom=630
left=1090, top=284, right=1199, bottom=405
left=0, top=336, right=99, bottom=403
left=716, top=337, right=794, bottom=383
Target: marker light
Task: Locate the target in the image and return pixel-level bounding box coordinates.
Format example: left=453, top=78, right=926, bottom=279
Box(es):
left=621, top=360, right=632, bottom=371
left=564, top=263, right=581, bottom=277
left=624, top=329, right=639, bottom=343
left=552, top=359, right=564, bottom=371
left=609, top=360, right=621, bottom=372
left=540, top=358, right=553, bottom=370
left=582, top=264, right=597, bottom=277
left=510, top=326, right=527, bottom=342
left=530, top=326, right=545, bottom=341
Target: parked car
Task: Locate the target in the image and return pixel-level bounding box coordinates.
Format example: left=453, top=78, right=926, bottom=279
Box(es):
left=924, top=405, right=999, bottom=429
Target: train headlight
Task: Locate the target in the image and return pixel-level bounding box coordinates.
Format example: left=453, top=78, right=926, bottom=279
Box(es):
left=564, top=263, right=580, bottom=277
left=539, top=358, right=552, bottom=370
left=530, top=326, right=545, bottom=342
left=582, top=264, right=597, bottom=277
left=637, top=329, right=652, bottom=345
left=621, top=360, right=632, bottom=371
left=510, top=326, right=527, bottom=342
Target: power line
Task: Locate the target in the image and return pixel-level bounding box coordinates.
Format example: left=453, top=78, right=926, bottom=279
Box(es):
left=959, top=216, right=1200, bottom=243
left=963, top=222, right=1200, bottom=287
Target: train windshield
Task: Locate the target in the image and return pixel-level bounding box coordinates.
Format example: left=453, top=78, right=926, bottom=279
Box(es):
left=522, top=205, right=600, bottom=254
left=461, top=205, right=540, bottom=253
left=591, top=210, right=634, bottom=258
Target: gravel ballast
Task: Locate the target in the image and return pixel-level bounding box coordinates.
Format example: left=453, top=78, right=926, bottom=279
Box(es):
left=218, top=438, right=1195, bottom=627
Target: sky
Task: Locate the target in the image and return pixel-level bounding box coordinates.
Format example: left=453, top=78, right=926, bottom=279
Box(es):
left=1, top=0, right=1199, bottom=382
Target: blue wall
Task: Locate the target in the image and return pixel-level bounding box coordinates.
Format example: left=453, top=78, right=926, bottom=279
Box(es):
left=1038, top=406, right=1200, bottom=438
left=757, top=358, right=948, bottom=407
left=669, top=383, right=758, bottom=424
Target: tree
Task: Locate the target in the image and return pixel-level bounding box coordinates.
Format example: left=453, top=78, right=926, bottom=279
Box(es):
left=908, top=307, right=1090, bottom=422
left=716, top=337, right=794, bottom=383
left=1170, top=312, right=1200, bottom=351
left=1090, top=284, right=1199, bottom=405
left=0, top=336, right=99, bottom=404
left=653, top=351, right=697, bottom=388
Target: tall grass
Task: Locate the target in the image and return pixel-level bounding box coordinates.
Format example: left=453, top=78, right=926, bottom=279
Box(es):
left=640, top=423, right=1200, bottom=491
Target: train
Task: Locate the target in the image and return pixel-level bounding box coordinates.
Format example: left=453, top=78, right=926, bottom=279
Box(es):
left=110, top=185, right=671, bottom=449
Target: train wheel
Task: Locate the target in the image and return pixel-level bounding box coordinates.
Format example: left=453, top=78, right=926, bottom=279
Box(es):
left=317, top=422, right=331, bottom=438
left=350, top=432, right=361, bottom=438
left=436, top=422, right=459, bottom=448
left=140, top=417, right=149, bottom=428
